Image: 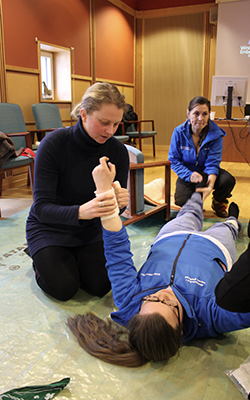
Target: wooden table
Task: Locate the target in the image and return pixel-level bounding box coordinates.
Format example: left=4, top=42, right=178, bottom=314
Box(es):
left=215, top=119, right=250, bottom=163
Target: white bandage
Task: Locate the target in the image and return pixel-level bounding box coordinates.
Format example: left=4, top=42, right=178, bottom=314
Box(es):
left=95, top=181, right=120, bottom=220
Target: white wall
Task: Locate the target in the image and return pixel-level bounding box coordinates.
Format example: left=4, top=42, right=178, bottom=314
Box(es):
left=215, top=0, right=250, bottom=102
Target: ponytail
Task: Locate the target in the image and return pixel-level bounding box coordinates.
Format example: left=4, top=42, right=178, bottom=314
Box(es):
left=67, top=312, right=182, bottom=367
left=67, top=313, right=146, bottom=367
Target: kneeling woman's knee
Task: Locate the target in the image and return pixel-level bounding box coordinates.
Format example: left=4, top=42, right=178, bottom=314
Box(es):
left=224, top=172, right=236, bottom=193
left=54, top=283, right=79, bottom=301
left=174, top=193, right=190, bottom=207
left=221, top=170, right=236, bottom=189
left=229, top=174, right=236, bottom=188
left=83, top=281, right=111, bottom=298
left=36, top=273, right=79, bottom=301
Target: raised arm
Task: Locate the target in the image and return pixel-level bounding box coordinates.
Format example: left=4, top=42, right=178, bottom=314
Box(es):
left=92, top=157, right=139, bottom=308
left=92, top=157, right=123, bottom=232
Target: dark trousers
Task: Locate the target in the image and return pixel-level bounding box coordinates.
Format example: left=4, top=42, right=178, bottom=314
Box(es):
left=215, top=243, right=250, bottom=313
left=174, top=168, right=236, bottom=207
left=32, top=241, right=111, bottom=301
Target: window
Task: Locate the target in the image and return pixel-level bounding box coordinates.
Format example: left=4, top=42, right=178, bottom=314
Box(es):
left=41, top=51, right=54, bottom=100
left=39, top=42, right=71, bottom=102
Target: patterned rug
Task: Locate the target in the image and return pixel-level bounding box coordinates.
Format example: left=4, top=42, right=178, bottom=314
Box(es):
left=0, top=208, right=249, bottom=400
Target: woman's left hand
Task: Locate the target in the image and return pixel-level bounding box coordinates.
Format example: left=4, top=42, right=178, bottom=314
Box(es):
left=113, top=184, right=129, bottom=209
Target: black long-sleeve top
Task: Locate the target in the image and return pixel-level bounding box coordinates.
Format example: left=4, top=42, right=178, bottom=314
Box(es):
left=26, top=118, right=129, bottom=257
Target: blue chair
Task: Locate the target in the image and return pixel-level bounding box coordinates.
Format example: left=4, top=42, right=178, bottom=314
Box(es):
left=0, top=103, right=28, bottom=134
left=125, top=119, right=157, bottom=157
left=0, top=132, right=34, bottom=197
left=116, top=136, right=129, bottom=143
left=122, top=145, right=171, bottom=226
left=31, top=103, right=63, bottom=141
left=0, top=103, right=35, bottom=197
left=114, top=122, right=129, bottom=143
left=0, top=102, right=46, bottom=148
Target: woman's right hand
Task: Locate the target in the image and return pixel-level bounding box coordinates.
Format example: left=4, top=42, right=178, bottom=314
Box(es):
left=78, top=193, right=117, bottom=220
left=190, top=171, right=203, bottom=183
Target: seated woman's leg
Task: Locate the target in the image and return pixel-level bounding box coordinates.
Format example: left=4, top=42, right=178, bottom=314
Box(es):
left=154, top=192, right=204, bottom=243
left=214, top=168, right=236, bottom=201
left=174, top=178, right=195, bottom=207
left=75, top=241, right=111, bottom=297
left=33, top=246, right=80, bottom=301
left=212, top=168, right=236, bottom=217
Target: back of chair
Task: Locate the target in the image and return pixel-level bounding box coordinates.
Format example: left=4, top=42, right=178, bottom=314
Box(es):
left=32, top=103, right=63, bottom=130
left=125, top=144, right=144, bottom=214
left=126, top=123, right=137, bottom=133
left=0, top=103, right=27, bottom=133
left=10, top=135, right=27, bottom=150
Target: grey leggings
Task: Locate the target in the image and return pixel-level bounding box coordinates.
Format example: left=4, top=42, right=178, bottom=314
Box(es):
left=154, top=192, right=238, bottom=264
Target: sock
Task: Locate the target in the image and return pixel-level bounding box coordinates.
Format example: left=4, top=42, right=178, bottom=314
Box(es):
left=228, top=202, right=239, bottom=219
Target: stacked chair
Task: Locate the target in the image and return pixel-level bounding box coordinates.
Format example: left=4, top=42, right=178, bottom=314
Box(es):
left=31, top=103, right=63, bottom=141
left=125, top=119, right=157, bottom=156
left=0, top=103, right=35, bottom=199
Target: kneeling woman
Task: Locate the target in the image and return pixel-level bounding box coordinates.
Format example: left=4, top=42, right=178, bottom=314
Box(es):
left=68, top=157, right=250, bottom=367
left=168, top=96, right=235, bottom=217
left=26, top=83, right=129, bottom=301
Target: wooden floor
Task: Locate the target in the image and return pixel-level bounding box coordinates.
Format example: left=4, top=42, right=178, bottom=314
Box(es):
left=0, top=144, right=249, bottom=220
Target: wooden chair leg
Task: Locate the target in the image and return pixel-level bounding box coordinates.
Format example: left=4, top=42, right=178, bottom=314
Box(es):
left=28, top=162, right=34, bottom=195
left=0, top=172, right=3, bottom=196
left=152, top=136, right=156, bottom=157
left=138, top=137, right=142, bottom=152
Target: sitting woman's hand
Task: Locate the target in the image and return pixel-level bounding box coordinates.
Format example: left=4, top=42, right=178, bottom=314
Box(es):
left=78, top=195, right=117, bottom=220
left=190, top=171, right=203, bottom=183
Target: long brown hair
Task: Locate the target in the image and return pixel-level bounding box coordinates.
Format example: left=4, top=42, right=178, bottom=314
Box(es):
left=67, top=312, right=182, bottom=367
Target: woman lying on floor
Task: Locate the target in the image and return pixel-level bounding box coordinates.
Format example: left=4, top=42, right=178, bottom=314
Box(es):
left=67, top=157, right=250, bottom=367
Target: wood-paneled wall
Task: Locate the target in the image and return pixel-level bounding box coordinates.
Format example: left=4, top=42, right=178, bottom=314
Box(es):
left=0, top=0, right=218, bottom=146
left=135, top=3, right=216, bottom=146
left=0, top=0, right=136, bottom=133
left=142, top=13, right=204, bottom=146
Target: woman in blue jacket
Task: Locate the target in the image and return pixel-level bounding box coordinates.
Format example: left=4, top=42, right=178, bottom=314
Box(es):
left=168, top=96, right=235, bottom=218
left=67, top=157, right=250, bottom=368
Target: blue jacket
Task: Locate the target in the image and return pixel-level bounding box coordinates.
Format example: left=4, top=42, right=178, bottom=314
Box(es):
left=103, top=225, right=250, bottom=343
left=168, top=120, right=226, bottom=181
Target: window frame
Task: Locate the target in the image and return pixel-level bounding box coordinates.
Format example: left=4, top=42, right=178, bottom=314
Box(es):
left=41, top=50, right=54, bottom=100
left=38, top=41, right=72, bottom=103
